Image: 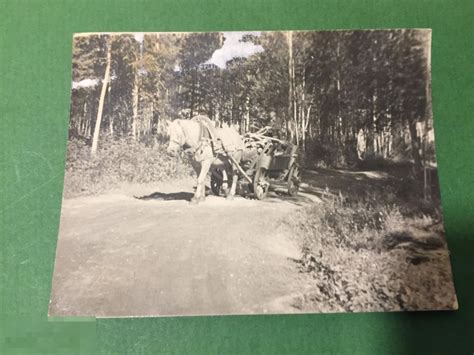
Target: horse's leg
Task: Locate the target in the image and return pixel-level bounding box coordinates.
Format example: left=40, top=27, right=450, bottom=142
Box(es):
left=191, top=159, right=211, bottom=204
left=227, top=169, right=238, bottom=200
left=221, top=168, right=228, bottom=193
left=190, top=159, right=201, bottom=191
left=227, top=153, right=240, bottom=200
left=199, top=159, right=212, bottom=201
left=191, top=159, right=201, bottom=175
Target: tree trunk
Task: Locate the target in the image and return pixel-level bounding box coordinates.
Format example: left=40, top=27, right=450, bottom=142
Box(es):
left=408, top=119, right=422, bottom=174
left=287, top=31, right=295, bottom=143
left=107, top=84, right=113, bottom=136
left=132, top=77, right=139, bottom=139
left=231, top=97, right=235, bottom=126
left=190, top=70, right=196, bottom=117
left=132, top=39, right=145, bottom=139
left=81, top=101, right=88, bottom=136
left=302, top=104, right=312, bottom=152
left=91, top=40, right=111, bottom=156
left=336, top=39, right=342, bottom=145
left=109, top=116, right=114, bottom=136
left=245, top=95, right=250, bottom=133
left=423, top=33, right=432, bottom=201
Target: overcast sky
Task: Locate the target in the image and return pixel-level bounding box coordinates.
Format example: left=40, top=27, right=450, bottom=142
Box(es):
left=73, top=32, right=263, bottom=88
left=206, top=31, right=263, bottom=68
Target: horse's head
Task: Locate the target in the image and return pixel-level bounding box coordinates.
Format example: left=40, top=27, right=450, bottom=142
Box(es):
left=167, top=120, right=185, bottom=156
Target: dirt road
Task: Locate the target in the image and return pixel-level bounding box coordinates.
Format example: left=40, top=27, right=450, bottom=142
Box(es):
left=49, top=166, right=454, bottom=317
left=49, top=177, right=324, bottom=317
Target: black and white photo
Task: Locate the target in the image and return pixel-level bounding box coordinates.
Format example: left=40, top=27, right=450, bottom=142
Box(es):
left=49, top=30, right=457, bottom=317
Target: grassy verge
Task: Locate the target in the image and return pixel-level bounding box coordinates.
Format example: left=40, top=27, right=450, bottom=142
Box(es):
left=63, top=137, right=193, bottom=198
left=285, top=192, right=457, bottom=313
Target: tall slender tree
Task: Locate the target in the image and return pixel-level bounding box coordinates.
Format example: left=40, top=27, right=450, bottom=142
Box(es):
left=91, top=37, right=111, bottom=156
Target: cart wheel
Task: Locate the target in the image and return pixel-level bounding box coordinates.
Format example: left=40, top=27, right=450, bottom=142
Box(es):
left=287, top=164, right=301, bottom=196
left=210, top=169, right=223, bottom=196
left=254, top=167, right=270, bottom=200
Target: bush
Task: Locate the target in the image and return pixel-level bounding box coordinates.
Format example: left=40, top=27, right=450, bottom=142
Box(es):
left=303, top=139, right=360, bottom=169
left=285, top=195, right=457, bottom=313
left=64, top=136, right=192, bottom=197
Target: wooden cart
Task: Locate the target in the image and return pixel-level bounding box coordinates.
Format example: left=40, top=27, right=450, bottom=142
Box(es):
left=211, top=128, right=301, bottom=200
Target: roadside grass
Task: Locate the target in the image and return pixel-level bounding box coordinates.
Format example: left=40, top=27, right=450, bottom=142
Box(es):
left=63, top=137, right=193, bottom=198
left=285, top=187, right=457, bottom=313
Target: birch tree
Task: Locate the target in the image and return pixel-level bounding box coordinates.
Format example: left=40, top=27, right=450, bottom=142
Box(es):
left=91, top=38, right=111, bottom=156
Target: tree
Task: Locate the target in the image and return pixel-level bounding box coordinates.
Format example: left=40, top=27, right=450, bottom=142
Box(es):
left=70, top=34, right=108, bottom=139
left=176, top=33, right=223, bottom=117
left=69, top=30, right=433, bottom=172
left=91, top=37, right=111, bottom=155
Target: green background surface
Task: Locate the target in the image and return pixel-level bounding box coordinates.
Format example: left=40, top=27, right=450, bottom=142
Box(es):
left=1, top=0, right=473, bottom=353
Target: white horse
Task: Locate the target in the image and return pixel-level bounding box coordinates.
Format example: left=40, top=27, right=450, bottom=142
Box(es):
left=167, top=117, right=243, bottom=204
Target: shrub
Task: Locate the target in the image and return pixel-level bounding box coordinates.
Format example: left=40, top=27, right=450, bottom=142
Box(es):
left=303, top=139, right=362, bottom=169
left=285, top=195, right=456, bottom=313
left=305, top=141, right=347, bottom=168
left=63, top=136, right=193, bottom=197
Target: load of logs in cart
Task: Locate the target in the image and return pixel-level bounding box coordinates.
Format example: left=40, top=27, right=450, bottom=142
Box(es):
left=210, top=127, right=301, bottom=200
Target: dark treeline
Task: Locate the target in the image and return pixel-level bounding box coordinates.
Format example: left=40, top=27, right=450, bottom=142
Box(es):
left=70, top=30, right=433, bottom=171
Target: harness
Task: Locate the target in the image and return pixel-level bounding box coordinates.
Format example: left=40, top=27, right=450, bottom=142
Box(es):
left=171, top=118, right=226, bottom=161
left=170, top=120, right=211, bottom=160
left=194, top=117, right=224, bottom=155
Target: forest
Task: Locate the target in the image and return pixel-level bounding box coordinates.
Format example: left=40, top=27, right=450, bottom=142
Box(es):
left=69, top=30, right=434, bottom=172
left=61, top=31, right=458, bottom=313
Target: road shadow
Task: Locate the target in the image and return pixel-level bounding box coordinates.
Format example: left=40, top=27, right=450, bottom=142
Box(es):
left=303, top=168, right=393, bottom=196
left=134, top=191, right=194, bottom=201
left=132, top=165, right=409, bottom=206
left=258, top=167, right=395, bottom=208
left=269, top=188, right=320, bottom=206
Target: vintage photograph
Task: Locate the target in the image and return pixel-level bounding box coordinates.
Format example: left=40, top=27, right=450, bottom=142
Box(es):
left=49, top=30, right=457, bottom=317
